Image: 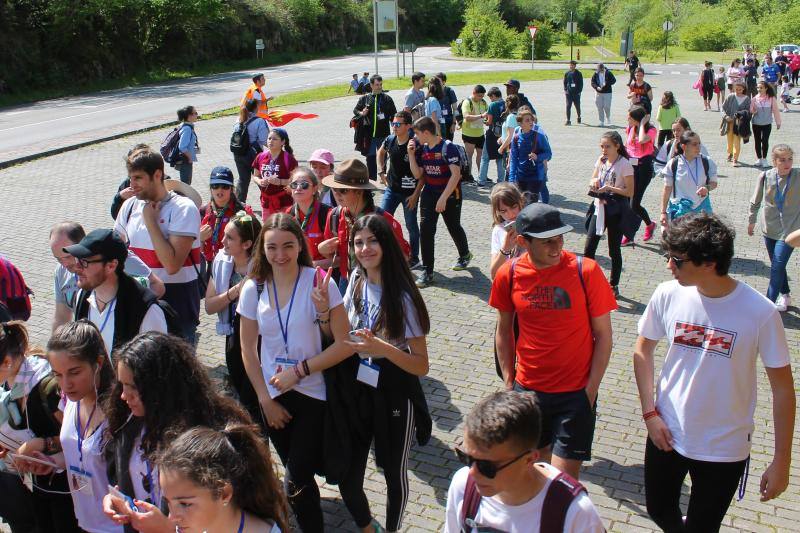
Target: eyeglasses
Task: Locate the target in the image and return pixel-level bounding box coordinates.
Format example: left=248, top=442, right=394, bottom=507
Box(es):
left=289, top=181, right=312, bottom=190
left=77, top=258, right=107, bottom=269
left=391, top=122, right=407, bottom=127
left=664, top=253, right=687, bottom=269
left=454, top=446, right=532, bottom=479
left=210, top=184, right=231, bottom=190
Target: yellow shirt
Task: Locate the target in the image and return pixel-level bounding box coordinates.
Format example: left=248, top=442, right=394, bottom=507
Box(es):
left=460, top=98, right=488, bottom=137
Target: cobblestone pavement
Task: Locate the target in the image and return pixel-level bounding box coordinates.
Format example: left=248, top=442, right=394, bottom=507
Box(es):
left=1, top=70, right=798, bottom=532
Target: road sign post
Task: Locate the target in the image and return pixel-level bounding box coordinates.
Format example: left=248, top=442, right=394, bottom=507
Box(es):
left=255, top=39, right=265, bottom=59
left=567, top=12, right=577, bottom=62
left=662, top=20, right=673, bottom=63
left=529, top=26, right=537, bottom=69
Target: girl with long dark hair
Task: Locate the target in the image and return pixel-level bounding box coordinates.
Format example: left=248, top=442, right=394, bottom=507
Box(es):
left=101, top=332, right=248, bottom=532
left=238, top=213, right=353, bottom=532
left=338, top=214, right=432, bottom=533
left=0, top=321, right=81, bottom=533
left=624, top=105, right=658, bottom=245
left=157, top=424, right=289, bottom=532
left=584, top=131, right=635, bottom=297
left=252, top=128, right=299, bottom=216
left=28, top=321, right=117, bottom=532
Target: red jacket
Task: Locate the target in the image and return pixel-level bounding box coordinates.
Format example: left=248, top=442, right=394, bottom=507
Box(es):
left=323, top=206, right=410, bottom=279
left=200, top=200, right=254, bottom=262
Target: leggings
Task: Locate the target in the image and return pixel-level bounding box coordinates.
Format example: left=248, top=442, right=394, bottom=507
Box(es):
left=793, top=68, right=799, bottom=85
left=339, top=396, right=416, bottom=531
left=631, top=156, right=654, bottom=226
left=267, top=391, right=326, bottom=533
left=645, top=439, right=747, bottom=533
left=752, top=123, right=772, bottom=159
left=234, top=153, right=255, bottom=203
left=701, top=84, right=714, bottom=102
left=657, top=129, right=674, bottom=148
left=584, top=212, right=624, bottom=286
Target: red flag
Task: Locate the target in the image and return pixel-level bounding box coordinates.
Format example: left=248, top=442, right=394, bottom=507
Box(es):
left=266, top=109, right=319, bottom=127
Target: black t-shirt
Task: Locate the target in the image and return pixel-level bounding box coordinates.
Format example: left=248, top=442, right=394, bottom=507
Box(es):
left=628, top=55, right=640, bottom=72
left=744, top=66, right=758, bottom=84
left=383, top=134, right=417, bottom=195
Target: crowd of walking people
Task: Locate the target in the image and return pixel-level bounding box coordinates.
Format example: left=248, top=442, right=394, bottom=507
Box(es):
left=0, top=50, right=797, bottom=533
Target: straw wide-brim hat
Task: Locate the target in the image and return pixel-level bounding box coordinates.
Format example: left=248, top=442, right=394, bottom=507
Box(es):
left=164, top=178, right=203, bottom=209
left=321, top=158, right=380, bottom=190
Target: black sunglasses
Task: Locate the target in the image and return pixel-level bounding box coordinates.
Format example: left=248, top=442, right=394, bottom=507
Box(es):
left=289, top=181, right=312, bottom=190
left=210, top=184, right=231, bottom=190
left=454, top=446, right=531, bottom=479
left=664, top=253, right=688, bottom=269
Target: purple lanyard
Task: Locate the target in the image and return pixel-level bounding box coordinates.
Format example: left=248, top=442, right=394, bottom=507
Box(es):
left=682, top=156, right=702, bottom=188
left=75, top=400, right=97, bottom=464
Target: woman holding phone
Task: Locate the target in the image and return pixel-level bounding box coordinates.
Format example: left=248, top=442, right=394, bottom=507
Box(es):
left=337, top=214, right=432, bottom=533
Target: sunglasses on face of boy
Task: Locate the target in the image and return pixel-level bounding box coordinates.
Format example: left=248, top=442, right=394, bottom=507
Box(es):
left=391, top=121, right=408, bottom=127
left=664, top=253, right=688, bottom=269
left=454, top=446, right=532, bottom=479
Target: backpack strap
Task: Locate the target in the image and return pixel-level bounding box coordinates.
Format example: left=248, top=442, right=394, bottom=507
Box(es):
left=317, top=203, right=331, bottom=234
left=540, top=472, right=588, bottom=532
left=460, top=473, right=482, bottom=532
left=576, top=255, right=590, bottom=317
left=509, top=257, right=520, bottom=296
left=699, top=154, right=710, bottom=182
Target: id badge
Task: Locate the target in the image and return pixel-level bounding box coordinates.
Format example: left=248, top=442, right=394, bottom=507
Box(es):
left=69, top=465, right=94, bottom=497
left=274, top=357, right=297, bottom=375
left=570, top=83, right=576, bottom=88
left=378, top=113, right=385, bottom=120
left=630, top=157, right=639, bottom=166
left=357, top=360, right=380, bottom=388
left=442, top=109, right=449, bottom=116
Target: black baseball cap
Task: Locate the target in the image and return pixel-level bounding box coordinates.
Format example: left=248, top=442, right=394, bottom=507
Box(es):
left=516, top=204, right=573, bottom=239
left=210, top=166, right=234, bottom=186
left=504, top=79, right=521, bottom=89
left=63, top=229, right=127, bottom=262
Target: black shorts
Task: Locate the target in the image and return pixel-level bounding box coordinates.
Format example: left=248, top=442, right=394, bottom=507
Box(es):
left=513, top=383, right=597, bottom=461
left=462, top=134, right=485, bottom=149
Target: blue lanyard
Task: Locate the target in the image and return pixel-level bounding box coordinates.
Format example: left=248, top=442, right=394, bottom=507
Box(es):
left=682, top=156, right=702, bottom=188
left=144, top=458, right=157, bottom=504
left=599, top=159, right=616, bottom=187
left=362, top=282, right=377, bottom=330
left=775, top=173, right=791, bottom=213
left=75, top=400, right=97, bottom=464
left=238, top=510, right=245, bottom=533
left=271, top=271, right=301, bottom=356
left=98, top=298, right=117, bottom=334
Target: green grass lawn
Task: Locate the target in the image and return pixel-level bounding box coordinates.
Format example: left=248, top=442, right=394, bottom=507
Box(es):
left=550, top=38, right=734, bottom=66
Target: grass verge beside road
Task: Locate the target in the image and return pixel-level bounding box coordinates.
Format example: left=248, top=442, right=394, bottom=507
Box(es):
left=205, top=68, right=605, bottom=120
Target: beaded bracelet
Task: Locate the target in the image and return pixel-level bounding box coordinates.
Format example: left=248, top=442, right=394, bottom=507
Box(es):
left=643, top=409, right=660, bottom=421
left=293, top=363, right=303, bottom=380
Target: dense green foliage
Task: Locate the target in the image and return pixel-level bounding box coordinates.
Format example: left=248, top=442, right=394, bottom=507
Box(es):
left=0, top=0, right=462, bottom=96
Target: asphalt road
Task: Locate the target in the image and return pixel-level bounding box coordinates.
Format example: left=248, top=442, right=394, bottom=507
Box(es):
left=0, top=46, right=701, bottom=165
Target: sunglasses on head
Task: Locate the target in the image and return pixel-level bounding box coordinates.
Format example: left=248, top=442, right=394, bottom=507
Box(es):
left=289, top=181, right=312, bottom=190
left=664, top=253, right=688, bottom=269
left=210, top=184, right=231, bottom=190
left=454, top=446, right=532, bottom=479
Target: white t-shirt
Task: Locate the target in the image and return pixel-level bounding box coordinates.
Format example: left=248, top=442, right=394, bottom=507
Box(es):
left=237, top=267, right=343, bottom=401
left=662, top=155, right=718, bottom=209
left=60, top=401, right=122, bottom=533
left=114, top=192, right=201, bottom=284
left=86, top=292, right=168, bottom=355
left=491, top=224, right=507, bottom=255
left=444, top=464, right=605, bottom=533
left=638, top=280, right=790, bottom=461
left=595, top=156, right=634, bottom=190
left=343, top=274, right=424, bottom=353
left=128, top=430, right=162, bottom=506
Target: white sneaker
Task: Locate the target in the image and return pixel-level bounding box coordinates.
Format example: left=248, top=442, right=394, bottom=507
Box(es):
left=599, top=121, right=605, bottom=127
left=776, top=293, right=791, bottom=312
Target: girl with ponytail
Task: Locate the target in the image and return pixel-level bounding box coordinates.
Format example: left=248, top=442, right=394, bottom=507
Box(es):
left=157, top=424, right=289, bottom=532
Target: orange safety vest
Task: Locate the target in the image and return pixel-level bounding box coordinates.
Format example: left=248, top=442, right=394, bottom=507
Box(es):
left=241, top=83, right=269, bottom=120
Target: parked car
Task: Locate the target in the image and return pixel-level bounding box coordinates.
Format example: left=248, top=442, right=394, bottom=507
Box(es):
left=772, top=44, right=800, bottom=59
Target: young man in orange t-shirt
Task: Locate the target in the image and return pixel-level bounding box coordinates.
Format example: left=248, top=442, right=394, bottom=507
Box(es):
left=489, top=203, right=617, bottom=479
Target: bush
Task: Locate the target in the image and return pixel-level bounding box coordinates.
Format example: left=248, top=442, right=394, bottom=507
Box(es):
left=681, top=22, right=734, bottom=52
left=557, top=30, right=589, bottom=46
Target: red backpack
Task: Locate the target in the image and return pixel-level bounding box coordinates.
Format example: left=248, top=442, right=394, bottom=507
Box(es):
left=0, top=255, right=33, bottom=321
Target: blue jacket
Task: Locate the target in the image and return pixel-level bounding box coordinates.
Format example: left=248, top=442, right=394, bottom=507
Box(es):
left=509, top=128, right=552, bottom=182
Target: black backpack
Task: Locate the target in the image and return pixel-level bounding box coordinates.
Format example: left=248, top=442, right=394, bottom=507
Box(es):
left=454, top=98, right=470, bottom=127
left=230, top=117, right=258, bottom=156
left=160, top=125, right=185, bottom=165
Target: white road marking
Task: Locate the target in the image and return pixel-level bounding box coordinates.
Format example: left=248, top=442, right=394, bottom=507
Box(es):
left=671, top=71, right=681, bottom=75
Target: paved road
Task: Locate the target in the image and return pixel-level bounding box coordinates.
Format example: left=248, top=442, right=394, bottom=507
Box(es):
left=2, top=71, right=797, bottom=532
left=0, top=46, right=707, bottom=165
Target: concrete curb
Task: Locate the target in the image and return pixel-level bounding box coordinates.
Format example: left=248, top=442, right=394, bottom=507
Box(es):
left=433, top=53, right=625, bottom=68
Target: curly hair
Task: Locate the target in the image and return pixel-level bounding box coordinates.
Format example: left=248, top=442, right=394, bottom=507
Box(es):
left=465, top=391, right=541, bottom=452
left=157, top=424, right=289, bottom=531
left=104, top=332, right=248, bottom=460
left=661, top=213, right=735, bottom=275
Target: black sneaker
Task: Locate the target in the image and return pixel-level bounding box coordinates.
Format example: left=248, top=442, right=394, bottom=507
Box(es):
left=612, top=285, right=620, bottom=298
left=452, top=252, right=473, bottom=271
left=565, top=120, right=571, bottom=126
left=577, top=116, right=582, bottom=124
left=409, top=258, right=423, bottom=270
left=415, top=271, right=434, bottom=287
left=477, top=180, right=493, bottom=188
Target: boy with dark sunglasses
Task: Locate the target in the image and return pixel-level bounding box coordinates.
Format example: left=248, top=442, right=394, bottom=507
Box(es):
left=635, top=213, right=795, bottom=532
left=444, top=391, right=604, bottom=532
